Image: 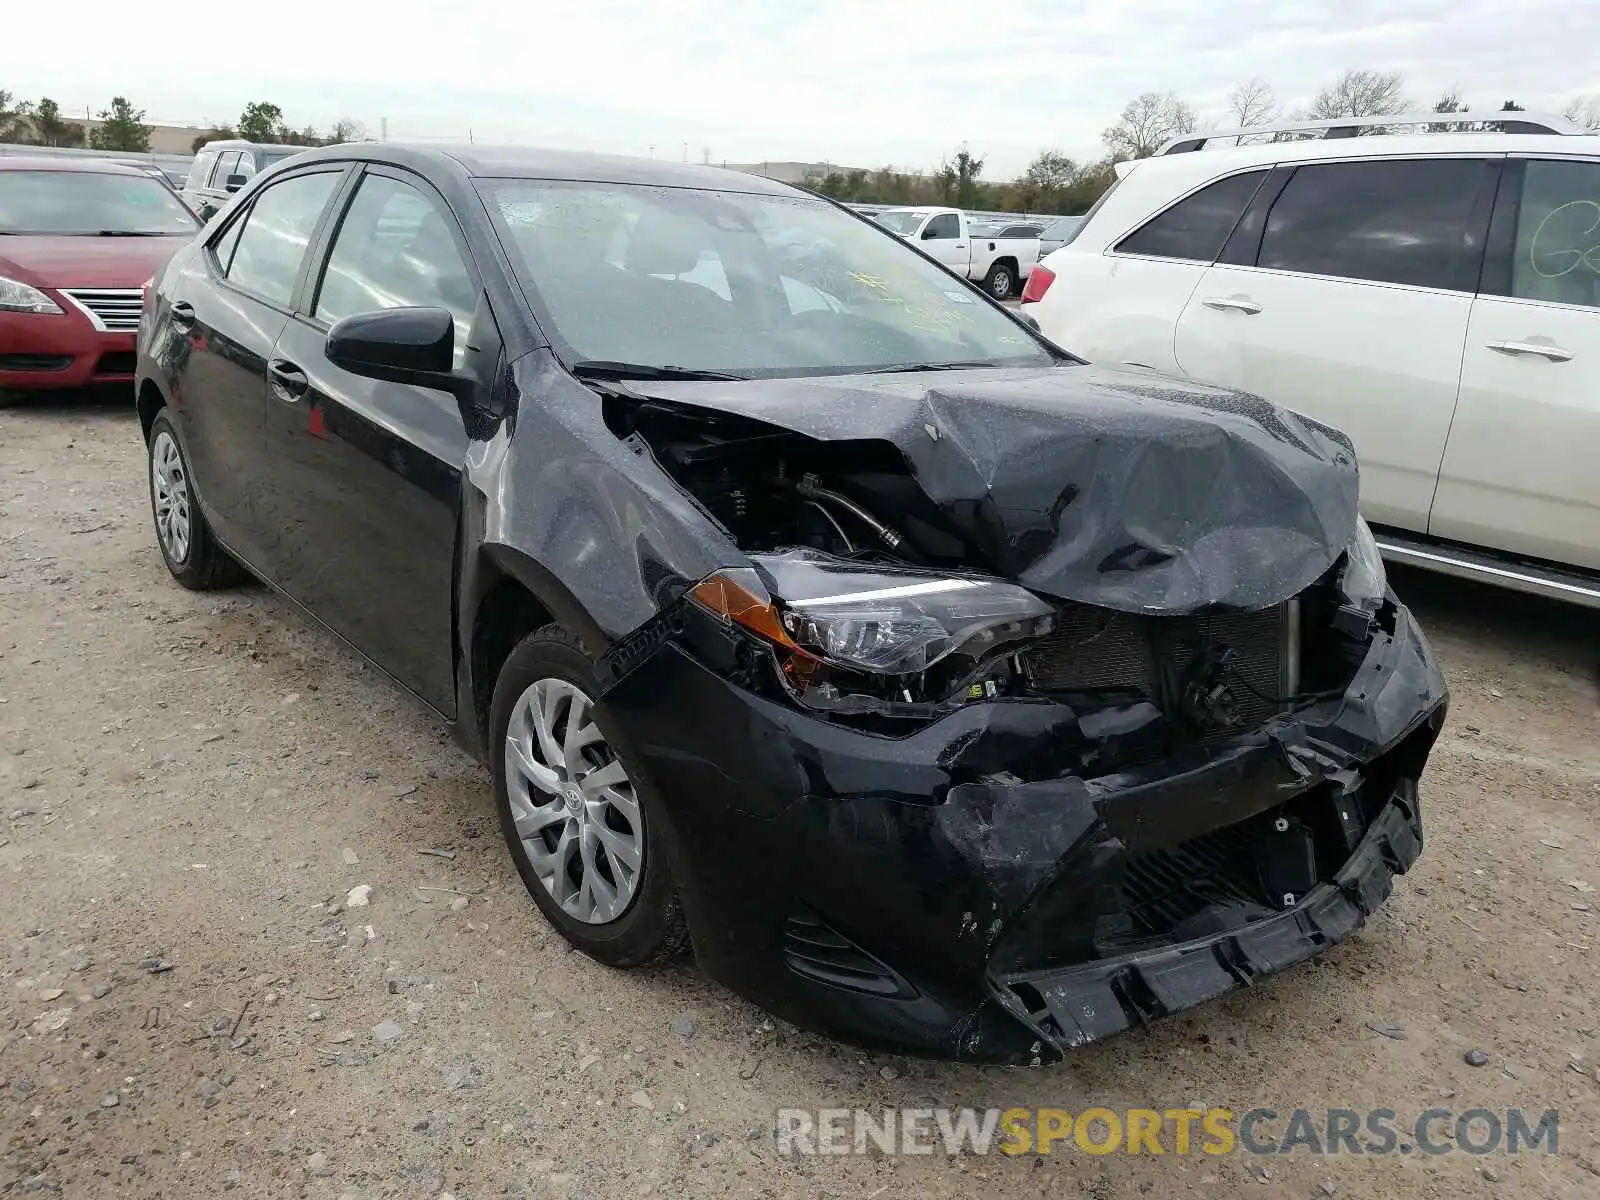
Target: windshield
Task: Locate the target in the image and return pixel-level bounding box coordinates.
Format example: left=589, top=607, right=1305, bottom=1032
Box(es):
left=0, top=170, right=198, bottom=235
left=872, top=209, right=927, bottom=235
left=483, top=182, right=1053, bottom=378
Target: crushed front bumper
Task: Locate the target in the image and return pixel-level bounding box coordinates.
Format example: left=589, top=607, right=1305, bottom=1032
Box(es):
left=1000, top=782, right=1422, bottom=1051
left=599, top=600, right=1447, bottom=1063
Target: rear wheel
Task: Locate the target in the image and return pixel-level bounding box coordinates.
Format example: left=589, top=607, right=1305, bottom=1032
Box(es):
left=490, top=624, right=688, bottom=967
left=146, top=410, right=245, bottom=589
left=984, top=262, right=1018, bottom=301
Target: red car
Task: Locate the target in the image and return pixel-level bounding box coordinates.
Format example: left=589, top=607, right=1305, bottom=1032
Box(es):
left=0, top=157, right=198, bottom=398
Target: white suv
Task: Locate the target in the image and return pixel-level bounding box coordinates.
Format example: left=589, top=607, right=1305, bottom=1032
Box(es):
left=1023, top=114, right=1600, bottom=607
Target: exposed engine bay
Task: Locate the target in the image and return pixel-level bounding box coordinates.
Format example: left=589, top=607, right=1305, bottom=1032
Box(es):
left=609, top=397, right=969, bottom=567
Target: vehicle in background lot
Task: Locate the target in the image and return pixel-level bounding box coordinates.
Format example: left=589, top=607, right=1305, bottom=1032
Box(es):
left=971, top=220, right=1043, bottom=239
left=874, top=205, right=1039, bottom=299
left=183, top=140, right=304, bottom=222
left=137, top=166, right=192, bottom=209
left=0, top=157, right=198, bottom=401
left=1036, top=214, right=1085, bottom=257
left=1024, top=112, right=1600, bottom=608
left=135, top=143, right=1445, bottom=1061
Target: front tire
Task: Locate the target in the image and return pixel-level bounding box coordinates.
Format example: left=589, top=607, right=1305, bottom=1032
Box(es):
left=146, top=410, right=245, bottom=590
left=490, top=624, right=688, bottom=967
left=984, top=262, right=1018, bottom=300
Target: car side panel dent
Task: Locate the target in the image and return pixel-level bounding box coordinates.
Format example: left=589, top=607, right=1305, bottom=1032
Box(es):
left=452, top=348, right=748, bottom=757
left=480, top=351, right=741, bottom=635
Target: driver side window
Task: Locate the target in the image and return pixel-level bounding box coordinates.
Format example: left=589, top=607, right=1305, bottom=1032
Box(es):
left=314, top=173, right=477, bottom=367
left=923, top=213, right=960, bottom=239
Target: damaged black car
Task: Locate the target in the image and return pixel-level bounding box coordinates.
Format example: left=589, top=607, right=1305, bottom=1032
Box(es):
left=134, top=144, right=1447, bottom=1063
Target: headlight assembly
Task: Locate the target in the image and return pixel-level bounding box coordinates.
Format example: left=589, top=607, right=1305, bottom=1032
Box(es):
left=0, top=276, right=64, bottom=315
left=689, top=551, right=1055, bottom=713
left=1340, top=517, right=1388, bottom=609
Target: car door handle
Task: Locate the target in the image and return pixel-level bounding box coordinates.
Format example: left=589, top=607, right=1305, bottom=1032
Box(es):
left=1202, top=297, right=1263, bottom=315
left=267, top=358, right=308, bottom=401
left=169, top=301, right=196, bottom=330
left=1486, top=340, right=1573, bottom=362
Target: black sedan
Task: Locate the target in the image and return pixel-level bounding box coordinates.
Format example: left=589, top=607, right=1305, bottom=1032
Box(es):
left=134, top=144, right=1447, bottom=1062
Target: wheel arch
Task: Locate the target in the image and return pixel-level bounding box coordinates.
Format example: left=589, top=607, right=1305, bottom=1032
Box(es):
left=465, top=544, right=615, bottom=752
left=136, top=378, right=168, bottom=443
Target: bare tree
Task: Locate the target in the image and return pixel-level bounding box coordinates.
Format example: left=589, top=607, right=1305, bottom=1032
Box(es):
left=1306, top=69, right=1409, bottom=119
left=1228, top=77, right=1279, bottom=127
left=328, top=118, right=367, bottom=143
left=1433, top=86, right=1466, bottom=113
left=1562, top=94, right=1600, bottom=131
left=1103, top=92, right=1198, bottom=159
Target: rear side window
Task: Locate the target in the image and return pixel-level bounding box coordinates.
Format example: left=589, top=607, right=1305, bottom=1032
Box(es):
left=1511, top=159, right=1600, bottom=309
left=1258, top=159, right=1486, bottom=290
left=220, top=171, right=340, bottom=306
left=1117, top=170, right=1267, bottom=261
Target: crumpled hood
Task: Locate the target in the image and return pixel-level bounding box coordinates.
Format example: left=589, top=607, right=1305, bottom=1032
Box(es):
left=636, top=364, right=1360, bottom=614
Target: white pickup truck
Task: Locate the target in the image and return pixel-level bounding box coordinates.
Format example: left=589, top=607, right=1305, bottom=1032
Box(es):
left=873, top=207, right=1039, bottom=300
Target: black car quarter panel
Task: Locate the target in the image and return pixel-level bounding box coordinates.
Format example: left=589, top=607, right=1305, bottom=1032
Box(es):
left=163, top=251, right=287, bottom=565
left=469, top=351, right=739, bottom=640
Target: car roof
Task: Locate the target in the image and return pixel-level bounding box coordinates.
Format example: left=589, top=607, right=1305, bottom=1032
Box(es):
left=276, top=142, right=805, bottom=196
left=1075, top=132, right=1600, bottom=254
left=0, top=156, right=154, bottom=176
left=196, top=140, right=297, bottom=154
left=1128, top=131, right=1600, bottom=179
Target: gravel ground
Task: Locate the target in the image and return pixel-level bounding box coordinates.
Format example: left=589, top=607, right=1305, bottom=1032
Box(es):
left=2, top=393, right=1598, bottom=1199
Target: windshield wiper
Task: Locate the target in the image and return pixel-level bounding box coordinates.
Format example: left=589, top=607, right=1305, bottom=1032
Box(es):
left=570, top=360, right=745, bottom=382
left=95, top=230, right=164, bottom=237
left=867, top=361, right=1002, bottom=374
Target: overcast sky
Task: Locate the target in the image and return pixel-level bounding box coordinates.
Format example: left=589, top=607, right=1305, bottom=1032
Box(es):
left=8, top=0, right=1599, bottom=175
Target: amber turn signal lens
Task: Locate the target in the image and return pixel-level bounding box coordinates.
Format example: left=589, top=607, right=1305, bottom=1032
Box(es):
left=689, top=571, right=822, bottom=683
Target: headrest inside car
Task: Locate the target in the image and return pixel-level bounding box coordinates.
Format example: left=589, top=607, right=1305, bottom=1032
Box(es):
left=624, top=209, right=707, bottom=277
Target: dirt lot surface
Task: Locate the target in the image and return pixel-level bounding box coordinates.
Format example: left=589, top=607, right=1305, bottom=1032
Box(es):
left=2, top=394, right=1598, bottom=1199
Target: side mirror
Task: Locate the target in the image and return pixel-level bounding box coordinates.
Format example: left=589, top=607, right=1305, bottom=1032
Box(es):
left=325, top=307, right=474, bottom=401
left=224, top=174, right=248, bottom=192
left=1015, top=311, right=1041, bottom=331
left=920, top=227, right=939, bottom=240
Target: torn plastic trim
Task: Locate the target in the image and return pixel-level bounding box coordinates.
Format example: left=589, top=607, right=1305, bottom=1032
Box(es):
left=995, top=780, right=1424, bottom=1050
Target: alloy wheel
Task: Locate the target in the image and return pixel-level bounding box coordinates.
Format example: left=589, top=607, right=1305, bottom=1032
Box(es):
left=150, top=430, right=192, bottom=564
left=504, top=678, right=644, bottom=924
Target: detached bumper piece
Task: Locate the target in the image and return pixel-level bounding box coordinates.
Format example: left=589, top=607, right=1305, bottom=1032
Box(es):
left=1000, top=783, right=1423, bottom=1050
